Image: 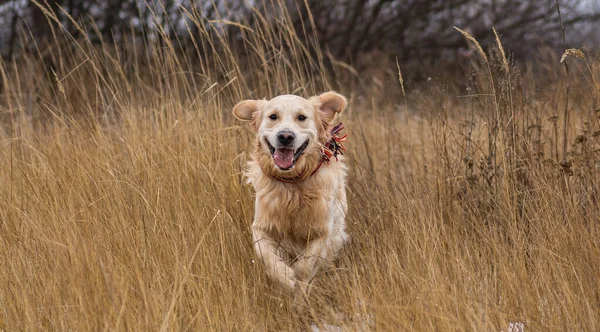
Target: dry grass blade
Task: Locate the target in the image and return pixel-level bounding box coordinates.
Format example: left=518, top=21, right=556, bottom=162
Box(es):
left=207, top=20, right=255, bottom=32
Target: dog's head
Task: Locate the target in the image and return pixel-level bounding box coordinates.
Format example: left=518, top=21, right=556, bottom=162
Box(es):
left=233, top=91, right=347, bottom=177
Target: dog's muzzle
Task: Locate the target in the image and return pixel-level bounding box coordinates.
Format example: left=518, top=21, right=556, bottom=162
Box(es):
left=266, top=137, right=309, bottom=171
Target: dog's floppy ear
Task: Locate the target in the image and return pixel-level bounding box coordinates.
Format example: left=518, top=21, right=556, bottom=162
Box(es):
left=313, top=91, right=347, bottom=123
left=232, top=99, right=265, bottom=121
left=232, top=99, right=266, bottom=121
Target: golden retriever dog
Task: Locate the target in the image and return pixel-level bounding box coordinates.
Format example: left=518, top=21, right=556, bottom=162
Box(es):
left=233, top=91, right=349, bottom=300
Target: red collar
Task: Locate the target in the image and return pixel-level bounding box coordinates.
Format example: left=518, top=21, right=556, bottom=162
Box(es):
left=271, top=123, right=347, bottom=184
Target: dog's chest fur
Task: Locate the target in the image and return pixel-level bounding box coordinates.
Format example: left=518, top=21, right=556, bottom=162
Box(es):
left=247, top=160, right=346, bottom=246
left=257, top=183, right=328, bottom=241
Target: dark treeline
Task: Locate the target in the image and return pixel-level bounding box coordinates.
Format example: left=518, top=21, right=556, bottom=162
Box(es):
left=0, top=1, right=599, bottom=70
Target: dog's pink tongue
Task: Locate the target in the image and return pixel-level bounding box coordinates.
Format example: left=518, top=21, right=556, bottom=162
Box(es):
left=273, top=148, right=294, bottom=169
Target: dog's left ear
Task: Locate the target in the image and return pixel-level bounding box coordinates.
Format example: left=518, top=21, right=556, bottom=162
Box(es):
left=313, top=91, right=347, bottom=123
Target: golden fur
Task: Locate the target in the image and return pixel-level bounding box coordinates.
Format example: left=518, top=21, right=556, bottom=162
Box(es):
left=233, top=92, right=349, bottom=299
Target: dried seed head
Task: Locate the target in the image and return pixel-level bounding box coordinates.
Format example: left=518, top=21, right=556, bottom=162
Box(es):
left=493, top=27, right=509, bottom=73
left=454, top=26, right=488, bottom=63
left=395, top=57, right=406, bottom=98
left=560, top=48, right=585, bottom=63
left=52, top=68, right=65, bottom=95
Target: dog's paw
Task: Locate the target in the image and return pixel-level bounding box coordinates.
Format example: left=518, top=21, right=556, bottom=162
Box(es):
left=272, top=265, right=297, bottom=291
left=292, top=259, right=313, bottom=282
left=284, top=274, right=297, bottom=290
left=292, top=281, right=310, bottom=306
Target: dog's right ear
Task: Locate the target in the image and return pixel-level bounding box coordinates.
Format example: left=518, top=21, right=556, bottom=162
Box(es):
left=232, top=99, right=266, bottom=122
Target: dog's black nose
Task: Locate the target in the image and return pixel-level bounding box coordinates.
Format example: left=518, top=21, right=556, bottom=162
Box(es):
left=277, top=131, right=295, bottom=146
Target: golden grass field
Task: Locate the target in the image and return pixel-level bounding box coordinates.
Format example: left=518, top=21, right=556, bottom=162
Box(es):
left=1, top=3, right=599, bottom=331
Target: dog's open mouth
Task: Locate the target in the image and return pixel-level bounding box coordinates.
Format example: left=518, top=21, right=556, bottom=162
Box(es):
left=266, top=139, right=309, bottom=171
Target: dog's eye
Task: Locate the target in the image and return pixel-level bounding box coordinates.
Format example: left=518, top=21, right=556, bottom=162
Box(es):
left=297, top=115, right=307, bottom=121
left=268, top=114, right=277, bottom=120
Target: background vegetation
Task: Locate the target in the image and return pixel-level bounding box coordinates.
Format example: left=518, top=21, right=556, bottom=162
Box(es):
left=0, top=1, right=599, bottom=331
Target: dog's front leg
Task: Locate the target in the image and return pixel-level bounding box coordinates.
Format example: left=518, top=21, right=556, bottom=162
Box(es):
left=292, top=235, right=327, bottom=294
left=252, top=227, right=297, bottom=291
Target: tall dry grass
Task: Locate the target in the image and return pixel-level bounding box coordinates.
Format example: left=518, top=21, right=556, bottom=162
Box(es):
left=1, top=2, right=599, bottom=331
